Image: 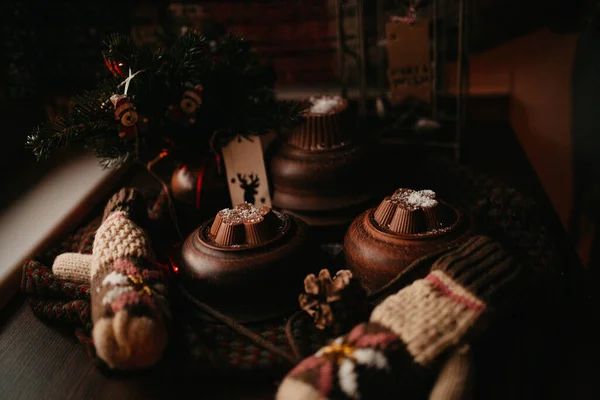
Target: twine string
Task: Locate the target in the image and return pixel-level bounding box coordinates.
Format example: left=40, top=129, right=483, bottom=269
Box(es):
left=178, top=284, right=297, bottom=365
left=118, top=68, right=146, bottom=95
left=284, top=310, right=305, bottom=362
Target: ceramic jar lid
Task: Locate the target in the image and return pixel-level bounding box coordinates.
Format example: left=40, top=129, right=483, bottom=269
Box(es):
left=344, top=188, right=474, bottom=294
left=178, top=203, right=317, bottom=322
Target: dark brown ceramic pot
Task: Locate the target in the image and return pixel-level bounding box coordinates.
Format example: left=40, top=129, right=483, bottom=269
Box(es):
left=169, top=159, right=230, bottom=235
left=269, top=96, right=374, bottom=227
left=178, top=203, right=318, bottom=322
left=344, top=188, right=475, bottom=294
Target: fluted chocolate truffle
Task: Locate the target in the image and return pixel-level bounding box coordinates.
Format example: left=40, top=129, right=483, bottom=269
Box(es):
left=372, top=189, right=454, bottom=235
left=209, top=203, right=282, bottom=247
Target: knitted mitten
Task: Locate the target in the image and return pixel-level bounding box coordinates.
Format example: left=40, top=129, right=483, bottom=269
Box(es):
left=52, top=188, right=170, bottom=370
left=276, top=235, right=521, bottom=400
left=429, top=345, right=473, bottom=400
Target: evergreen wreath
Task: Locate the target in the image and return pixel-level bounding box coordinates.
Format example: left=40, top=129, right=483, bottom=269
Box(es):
left=26, top=31, right=305, bottom=168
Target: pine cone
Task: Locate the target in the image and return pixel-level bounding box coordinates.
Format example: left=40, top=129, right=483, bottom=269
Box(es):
left=299, top=269, right=368, bottom=335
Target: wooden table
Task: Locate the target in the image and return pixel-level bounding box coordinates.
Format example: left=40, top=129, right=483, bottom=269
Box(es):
left=1, top=107, right=598, bottom=399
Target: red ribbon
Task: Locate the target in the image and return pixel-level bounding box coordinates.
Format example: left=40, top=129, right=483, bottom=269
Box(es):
left=103, top=57, right=124, bottom=77
left=208, top=130, right=226, bottom=174
left=195, top=157, right=211, bottom=209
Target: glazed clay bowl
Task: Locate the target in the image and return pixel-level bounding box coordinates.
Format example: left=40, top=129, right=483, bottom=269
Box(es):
left=178, top=203, right=318, bottom=322
left=344, top=189, right=475, bottom=294
left=270, top=141, right=374, bottom=212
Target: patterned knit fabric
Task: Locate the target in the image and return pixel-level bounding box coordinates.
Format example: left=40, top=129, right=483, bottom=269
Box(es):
left=23, top=260, right=91, bottom=301
left=276, top=236, right=521, bottom=399
left=89, top=188, right=170, bottom=370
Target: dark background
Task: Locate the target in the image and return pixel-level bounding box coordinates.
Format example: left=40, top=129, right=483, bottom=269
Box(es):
left=0, top=0, right=581, bottom=168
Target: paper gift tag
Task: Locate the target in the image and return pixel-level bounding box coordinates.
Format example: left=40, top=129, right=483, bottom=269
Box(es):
left=386, top=20, right=431, bottom=105
left=222, top=135, right=272, bottom=208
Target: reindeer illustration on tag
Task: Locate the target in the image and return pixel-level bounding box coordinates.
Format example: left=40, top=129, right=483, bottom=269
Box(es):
left=222, top=135, right=272, bottom=208
left=236, top=173, right=260, bottom=204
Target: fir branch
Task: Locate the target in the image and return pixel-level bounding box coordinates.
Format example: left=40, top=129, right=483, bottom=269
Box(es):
left=90, top=144, right=133, bottom=169
left=164, top=30, right=210, bottom=84
left=27, top=117, right=114, bottom=160
left=26, top=77, right=124, bottom=162
left=27, top=30, right=305, bottom=168
left=102, top=33, right=159, bottom=72
left=210, top=89, right=305, bottom=149
left=215, top=32, right=253, bottom=70
left=242, top=90, right=305, bottom=135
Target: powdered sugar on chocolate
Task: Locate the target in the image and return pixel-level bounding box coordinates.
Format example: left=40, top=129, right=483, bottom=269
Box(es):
left=218, top=202, right=270, bottom=225
left=392, top=189, right=438, bottom=210
left=309, top=95, right=343, bottom=114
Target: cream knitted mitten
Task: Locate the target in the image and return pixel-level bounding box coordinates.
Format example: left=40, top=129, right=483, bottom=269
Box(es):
left=52, top=188, right=170, bottom=370
left=429, top=344, right=474, bottom=400
left=276, top=235, right=521, bottom=400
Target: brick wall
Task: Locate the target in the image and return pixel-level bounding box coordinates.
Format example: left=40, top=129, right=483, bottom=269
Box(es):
left=168, top=1, right=342, bottom=86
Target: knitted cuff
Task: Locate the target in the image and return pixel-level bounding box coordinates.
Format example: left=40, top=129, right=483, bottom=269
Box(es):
left=52, top=253, right=93, bottom=283
left=430, top=235, right=521, bottom=309
left=102, top=187, right=147, bottom=224
left=370, top=270, right=485, bottom=365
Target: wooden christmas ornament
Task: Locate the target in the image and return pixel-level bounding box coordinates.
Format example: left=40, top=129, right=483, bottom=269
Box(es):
left=166, top=83, right=204, bottom=126
left=110, top=94, right=139, bottom=139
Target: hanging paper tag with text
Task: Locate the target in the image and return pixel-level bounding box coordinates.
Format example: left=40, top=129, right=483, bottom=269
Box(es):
left=221, top=135, right=272, bottom=208
left=386, top=20, right=431, bottom=105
